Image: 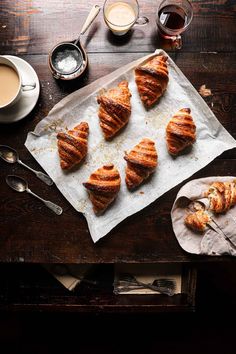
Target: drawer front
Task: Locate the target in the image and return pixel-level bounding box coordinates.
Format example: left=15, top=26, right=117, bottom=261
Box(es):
left=0, top=264, right=197, bottom=313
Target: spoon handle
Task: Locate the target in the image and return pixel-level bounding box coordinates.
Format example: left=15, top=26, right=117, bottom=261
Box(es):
left=76, top=5, right=100, bottom=41
left=43, top=200, right=63, bottom=215
left=27, top=189, right=63, bottom=215
left=18, top=160, right=53, bottom=186
left=35, top=171, right=53, bottom=186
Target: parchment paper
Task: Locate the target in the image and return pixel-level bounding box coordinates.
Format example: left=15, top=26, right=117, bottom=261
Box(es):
left=25, top=49, right=236, bottom=243
left=171, top=176, right=236, bottom=256
left=43, top=264, right=92, bottom=291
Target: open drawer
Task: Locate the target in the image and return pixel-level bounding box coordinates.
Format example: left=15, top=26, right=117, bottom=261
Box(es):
left=0, top=264, right=197, bottom=313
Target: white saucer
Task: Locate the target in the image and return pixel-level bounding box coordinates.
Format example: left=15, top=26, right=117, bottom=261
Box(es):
left=0, top=55, right=40, bottom=124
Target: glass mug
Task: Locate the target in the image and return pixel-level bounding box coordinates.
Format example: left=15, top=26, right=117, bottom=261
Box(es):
left=0, top=56, right=36, bottom=109
left=156, top=0, right=193, bottom=49
left=103, top=0, right=149, bottom=36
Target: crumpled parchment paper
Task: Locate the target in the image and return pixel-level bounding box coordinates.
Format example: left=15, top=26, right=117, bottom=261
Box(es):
left=171, top=176, right=236, bottom=256
left=25, top=49, right=236, bottom=243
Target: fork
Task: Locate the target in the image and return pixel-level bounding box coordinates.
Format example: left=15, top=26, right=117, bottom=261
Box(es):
left=116, top=273, right=176, bottom=296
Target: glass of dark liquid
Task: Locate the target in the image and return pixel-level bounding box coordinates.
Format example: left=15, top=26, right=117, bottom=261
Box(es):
left=156, top=0, right=193, bottom=49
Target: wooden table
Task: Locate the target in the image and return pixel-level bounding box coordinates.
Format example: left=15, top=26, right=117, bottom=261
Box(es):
left=0, top=0, right=236, bottom=265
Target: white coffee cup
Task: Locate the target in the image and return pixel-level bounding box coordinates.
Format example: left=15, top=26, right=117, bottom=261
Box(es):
left=0, top=56, right=36, bottom=110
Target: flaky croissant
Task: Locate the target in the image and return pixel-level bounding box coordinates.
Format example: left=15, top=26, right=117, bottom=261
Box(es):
left=206, top=180, right=236, bottom=213
left=57, top=122, right=89, bottom=170
left=166, top=108, right=196, bottom=155
left=135, top=55, right=169, bottom=108
left=185, top=210, right=211, bottom=232
left=83, top=164, right=121, bottom=214
left=97, top=81, right=131, bottom=140
left=124, top=138, right=158, bottom=190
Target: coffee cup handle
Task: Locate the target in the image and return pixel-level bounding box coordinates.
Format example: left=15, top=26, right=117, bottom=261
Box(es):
left=135, top=16, right=149, bottom=26
left=22, top=83, right=36, bottom=91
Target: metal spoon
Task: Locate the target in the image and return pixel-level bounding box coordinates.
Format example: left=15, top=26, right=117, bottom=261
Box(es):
left=0, top=145, right=53, bottom=186
left=6, top=175, right=63, bottom=215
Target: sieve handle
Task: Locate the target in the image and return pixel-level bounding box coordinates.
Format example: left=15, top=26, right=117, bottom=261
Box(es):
left=78, top=5, right=100, bottom=39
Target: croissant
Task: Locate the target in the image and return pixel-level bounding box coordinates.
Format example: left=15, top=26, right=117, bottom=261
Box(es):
left=124, top=138, right=158, bottom=190
left=97, top=80, right=131, bottom=140
left=83, top=164, right=121, bottom=214
left=206, top=180, right=236, bottom=213
left=135, top=55, right=169, bottom=108
left=57, top=122, right=89, bottom=170
left=166, top=108, right=196, bottom=155
left=185, top=210, right=211, bottom=232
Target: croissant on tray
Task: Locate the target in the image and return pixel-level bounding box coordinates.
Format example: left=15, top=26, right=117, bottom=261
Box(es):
left=83, top=164, right=121, bottom=214
left=135, top=55, right=169, bottom=108
left=185, top=210, right=211, bottom=232
left=124, top=138, right=158, bottom=190
left=166, top=108, right=196, bottom=155
left=97, top=80, right=131, bottom=140
left=206, top=180, right=236, bottom=213
left=57, top=122, right=89, bottom=170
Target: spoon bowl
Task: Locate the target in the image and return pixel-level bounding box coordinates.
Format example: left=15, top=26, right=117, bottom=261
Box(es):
left=6, top=175, right=28, bottom=192
left=0, top=145, right=18, bottom=163
left=6, top=175, right=63, bottom=215
left=0, top=144, right=53, bottom=186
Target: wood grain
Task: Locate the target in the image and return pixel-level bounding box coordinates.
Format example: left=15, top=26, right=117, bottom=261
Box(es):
left=0, top=1, right=236, bottom=54
left=0, top=159, right=236, bottom=263
left=0, top=0, right=236, bottom=264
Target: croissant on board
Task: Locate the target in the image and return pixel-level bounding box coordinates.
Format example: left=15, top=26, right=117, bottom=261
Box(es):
left=124, top=138, right=158, bottom=190
left=57, top=122, right=89, bottom=170
left=97, top=80, right=131, bottom=140
left=83, top=164, right=121, bottom=214
left=185, top=210, right=211, bottom=232
left=166, top=108, right=196, bottom=155
left=135, top=55, right=169, bottom=108
left=206, top=180, right=236, bottom=213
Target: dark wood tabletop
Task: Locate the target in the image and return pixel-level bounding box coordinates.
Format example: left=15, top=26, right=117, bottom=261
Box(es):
left=0, top=0, right=236, bottom=264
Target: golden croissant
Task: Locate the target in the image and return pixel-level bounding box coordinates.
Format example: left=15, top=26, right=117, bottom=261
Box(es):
left=135, top=55, right=169, bottom=108
left=185, top=210, right=211, bottom=232
left=83, top=164, right=121, bottom=214
left=166, top=108, right=196, bottom=155
left=97, top=80, right=132, bottom=140
left=206, top=180, right=236, bottom=213
left=124, top=138, right=158, bottom=190
left=57, top=122, right=89, bottom=170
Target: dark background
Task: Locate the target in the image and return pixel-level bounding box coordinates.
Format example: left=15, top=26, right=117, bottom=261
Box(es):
left=0, top=262, right=235, bottom=354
